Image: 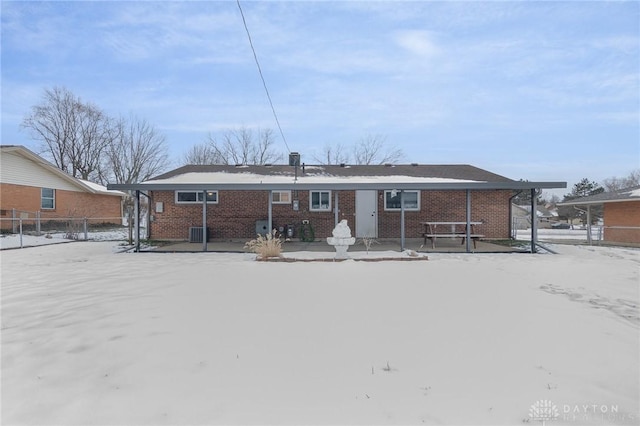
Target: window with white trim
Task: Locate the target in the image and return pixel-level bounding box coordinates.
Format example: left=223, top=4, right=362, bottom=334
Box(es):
left=175, top=190, right=218, bottom=204
left=384, top=190, right=420, bottom=211
left=309, top=190, right=331, bottom=211
left=272, top=190, right=291, bottom=204
left=41, top=188, right=55, bottom=209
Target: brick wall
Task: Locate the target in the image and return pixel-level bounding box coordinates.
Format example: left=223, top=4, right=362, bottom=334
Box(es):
left=377, top=190, right=510, bottom=238
left=604, top=201, right=640, bottom=244
left=149, top=189, right=511, bottom=240
left=0, top=182, right=123, bottom=228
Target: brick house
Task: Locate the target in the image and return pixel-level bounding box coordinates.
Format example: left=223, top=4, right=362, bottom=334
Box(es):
left=0, top=145, right=125, bottom=229
left=109, top=163, right=565, bottom=251
left=558, top=185, right=640, bottom=245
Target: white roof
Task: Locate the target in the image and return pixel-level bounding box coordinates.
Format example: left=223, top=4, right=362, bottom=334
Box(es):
left=144, top=172, right=484, bottom=185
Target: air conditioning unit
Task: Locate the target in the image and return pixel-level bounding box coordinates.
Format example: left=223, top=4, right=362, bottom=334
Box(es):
left=189, top=227, right=208, bottom=243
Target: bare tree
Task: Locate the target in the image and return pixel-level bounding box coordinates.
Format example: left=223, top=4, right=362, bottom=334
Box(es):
left=221, top=127, right=252, bottom=165
left=200, top=126, right=282, bottom=165
left=353, top=134, right=403, bottom=165
left=182, top=141, right=226, bottom=165
left=602, top=169, right=640, bottom=191
left=22, top=86, right=109, bottom=180
left=252, top=128, right=282, bottom=165
left=104, top=115, right=170, bottom=184
left=313, top=142, right=350, bottom=165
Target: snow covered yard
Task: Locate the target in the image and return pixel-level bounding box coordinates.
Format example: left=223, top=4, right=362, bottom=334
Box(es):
left=1, top=242, right=638, bottom=425
left=0, top=228, right=129, bottom=250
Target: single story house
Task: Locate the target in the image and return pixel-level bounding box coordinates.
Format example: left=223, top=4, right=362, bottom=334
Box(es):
left=558, top=185, right=640, bottom=245
left=108, top=163, right=566, bottom=252
left=512, top=203, right=559, bottom=230
left=0, top=145, right=125, bottom=230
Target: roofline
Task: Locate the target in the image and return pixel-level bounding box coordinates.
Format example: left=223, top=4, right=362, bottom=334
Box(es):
left=557, top=198, right=639, bottom=206
left=2, top=145, right=125, bottom=197
left=108, top=181, right=567, bottom=191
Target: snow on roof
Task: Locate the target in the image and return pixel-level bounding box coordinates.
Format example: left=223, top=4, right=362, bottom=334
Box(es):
left=143, top=171, right=484, bottom=185
left=78, top=179, right=126, bottom=196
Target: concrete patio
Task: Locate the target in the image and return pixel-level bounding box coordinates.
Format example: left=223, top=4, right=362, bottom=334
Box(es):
left=150, top=238, right=524, bottom=253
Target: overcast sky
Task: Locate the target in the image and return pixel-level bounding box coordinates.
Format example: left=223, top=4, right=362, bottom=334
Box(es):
left=2, top=1, right=638, bottom=196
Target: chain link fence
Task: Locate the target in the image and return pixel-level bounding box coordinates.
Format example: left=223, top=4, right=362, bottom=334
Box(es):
left=1, top=209, right=130, bottom=249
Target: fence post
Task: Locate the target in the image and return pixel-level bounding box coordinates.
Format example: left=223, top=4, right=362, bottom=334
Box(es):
left=12, top=208, right=17, bottom=234
left=83, top=218, right=88, bottom=241
left=19, top=217, right=23, bottom=248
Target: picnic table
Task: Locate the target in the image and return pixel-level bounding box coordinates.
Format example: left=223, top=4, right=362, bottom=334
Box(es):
left=420, top=221, right=484, bottom=249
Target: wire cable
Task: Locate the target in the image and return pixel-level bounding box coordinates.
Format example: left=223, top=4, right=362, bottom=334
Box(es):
left=236, top=0, right=291, bottom=154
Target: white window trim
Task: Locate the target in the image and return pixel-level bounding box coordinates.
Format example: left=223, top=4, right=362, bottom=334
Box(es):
left=309, top=190, right=332, bottom=212
left=272, top=190, right=292, bottom=204
left=41, top=188, right=55, bottom=210
left=175, top=190, right=219, bottom=204
left=384, top=190, right=420, bottom=211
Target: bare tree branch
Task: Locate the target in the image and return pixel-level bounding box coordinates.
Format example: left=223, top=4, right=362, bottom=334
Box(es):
left=313, top=142, right=350, bottom=165
left=602, top=169, right=640, bottom=191
left=104, top=115, right=170, bottom=184
left=182, top=139, right=226, bottom=165
left=193, top=126, right=282, bottom=165
left=353, top=134, right=403, bottom=165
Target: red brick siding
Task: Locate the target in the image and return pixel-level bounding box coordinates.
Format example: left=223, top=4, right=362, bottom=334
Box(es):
left=149, top=189, right=511, bottom=240
left=377, top=190, right=510, bottom=238
left=604, top=201, right=640, bottom=244
left=1, top=182, right=122, bottom=229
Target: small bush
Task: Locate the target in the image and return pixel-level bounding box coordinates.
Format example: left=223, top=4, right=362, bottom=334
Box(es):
left=244, top=229, right=283, bottom=259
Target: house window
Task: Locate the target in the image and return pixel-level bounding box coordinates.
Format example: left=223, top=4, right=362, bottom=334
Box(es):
left=41, top=188, right=55, bottom=209
left=310, top=190, right=331, bottom=211
left=175, top=190, right=218, bottom=204
left=272, top=191, right=291, bottom=204
left=384, top=190, right=420, bottom=211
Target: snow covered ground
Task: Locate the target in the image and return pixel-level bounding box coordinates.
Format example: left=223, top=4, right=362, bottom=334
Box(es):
left=1, top=241, right=638, bottom=425
left=0, top=229, right=129, bottom=250
left=515, top=228, right=603, bottom=242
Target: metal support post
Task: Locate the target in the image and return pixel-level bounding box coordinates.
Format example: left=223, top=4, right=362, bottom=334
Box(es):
left=400, top=190, right=406, bottom=251
left=465, top=190, right=472, bottom=253
left=202, top=190, right=207, bottom=252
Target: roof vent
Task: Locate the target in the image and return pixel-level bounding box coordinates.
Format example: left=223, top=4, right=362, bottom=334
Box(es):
left=339, top=163, right=346, bottom=167
left=411, top=163, right=419, bottom=166
left=384, top=163, right=393, bottom=167
left=235, top=163, right=243, bottom=167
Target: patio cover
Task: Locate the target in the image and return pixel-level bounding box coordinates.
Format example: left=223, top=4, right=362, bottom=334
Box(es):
left=108, top=168, right=566, bottom=253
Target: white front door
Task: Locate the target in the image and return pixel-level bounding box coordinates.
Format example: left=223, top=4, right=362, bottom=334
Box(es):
left=355, top=190, right=377, bottom=238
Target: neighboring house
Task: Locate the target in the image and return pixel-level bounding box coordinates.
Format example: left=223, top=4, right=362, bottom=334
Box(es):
left=558, top=185, right=640, bottom=245
left=512, top=203, right=559, bottom=229
left=0, top=145, right=125, bottom=230
left=108, top=163, right=565, bottom=247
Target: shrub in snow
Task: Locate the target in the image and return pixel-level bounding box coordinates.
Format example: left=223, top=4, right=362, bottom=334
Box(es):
left=244, top=230, right=283, bottom=259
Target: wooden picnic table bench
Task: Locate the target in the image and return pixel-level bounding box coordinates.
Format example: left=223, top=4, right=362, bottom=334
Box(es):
left=419, top=221, right=484, bottom=249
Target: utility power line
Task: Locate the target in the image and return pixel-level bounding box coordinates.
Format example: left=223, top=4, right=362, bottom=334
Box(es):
left=236, top=0, right=292, bottom=155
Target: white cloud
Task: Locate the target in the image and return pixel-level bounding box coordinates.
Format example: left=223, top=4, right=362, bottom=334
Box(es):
left=394, top=30, right=440, bottom=57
